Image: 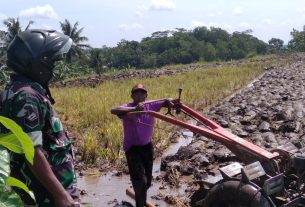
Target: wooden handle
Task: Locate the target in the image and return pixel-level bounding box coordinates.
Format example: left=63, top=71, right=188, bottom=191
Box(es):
left=126, top=187, right=156, bottom=207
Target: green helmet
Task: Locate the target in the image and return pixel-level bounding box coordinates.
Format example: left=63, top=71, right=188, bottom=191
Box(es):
left=6, top=29, right=72, bottom=86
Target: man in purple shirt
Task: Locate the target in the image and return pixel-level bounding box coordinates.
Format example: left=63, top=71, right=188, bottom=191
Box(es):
left=111, top=83, right=171, bottom=207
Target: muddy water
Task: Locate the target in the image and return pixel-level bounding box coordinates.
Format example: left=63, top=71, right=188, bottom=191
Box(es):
left=78, top=131, right=194, bottom=207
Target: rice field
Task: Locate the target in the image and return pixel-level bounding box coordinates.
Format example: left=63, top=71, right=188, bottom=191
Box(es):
left=52, top=61, right=274, bottom=163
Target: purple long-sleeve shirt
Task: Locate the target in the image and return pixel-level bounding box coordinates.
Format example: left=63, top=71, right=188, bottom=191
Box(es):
left=120, top=100, right=165, bottom=152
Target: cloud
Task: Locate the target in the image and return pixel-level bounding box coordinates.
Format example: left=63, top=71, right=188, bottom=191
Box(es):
left=19, top=4, right=59, bottom=19
left=280, top=20, right=293, bottom=26
left=0, top=13, right=7, bottom=20
left=118, top=23, right=143, bottom=31
left=238, top=22, right=251, bottom=28
left=208, top=13, right=216, bottom=17
left=135, top=11, right=143, bottom=18
left=297, top=7, right=305, bottom=17
left=191, top=20, right=205, bottom=28
left=191, top=21, right=232, bottom=30
left=41, top=24, right=54, bottom=30
left=149, top=0, right=176, bottom=11
left=233, top=7, right=243, bottom=15
left=137, top=4, right=148, bottom=11
left=220, top=23, right=233, bottom=30
left=207, top=12, right=222, bottom=17
left=118, top=24, right=130, bottom=30
left=135, top=3, right=149, bottom=18
left=262, top=18, right=272, bottom=25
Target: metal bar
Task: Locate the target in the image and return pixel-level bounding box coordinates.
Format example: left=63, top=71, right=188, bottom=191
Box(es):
left=128, top=109, right=278, bottom=161
left=129, top=111, right=233, bottom=145
left=180, top=104, right=220, bottom=130
left=180, top=104, right=278, bottom=160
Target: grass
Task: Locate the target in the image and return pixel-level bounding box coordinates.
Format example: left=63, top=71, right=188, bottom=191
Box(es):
left=52, top=60, right=275, bottom=164
left=52, top=54, right=276, bottom=84
left=159, top=54, right=277, bottom=70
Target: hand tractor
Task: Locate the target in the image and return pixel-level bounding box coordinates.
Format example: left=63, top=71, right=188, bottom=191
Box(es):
left=128, top=89, right=305, bottom=207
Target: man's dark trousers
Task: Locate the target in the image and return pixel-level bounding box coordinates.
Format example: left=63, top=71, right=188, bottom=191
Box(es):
left=125, top=143, right=153, bottom=207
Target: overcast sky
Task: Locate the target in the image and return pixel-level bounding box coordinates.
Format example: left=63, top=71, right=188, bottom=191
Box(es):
left=1, top=0, right=305, bottom=47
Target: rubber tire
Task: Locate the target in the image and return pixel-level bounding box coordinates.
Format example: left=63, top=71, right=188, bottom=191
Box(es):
left=202, top=180, right=271, bottom=207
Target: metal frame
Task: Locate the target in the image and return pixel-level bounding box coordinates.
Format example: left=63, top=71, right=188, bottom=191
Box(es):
left=128, top=100, right=278, bottom=164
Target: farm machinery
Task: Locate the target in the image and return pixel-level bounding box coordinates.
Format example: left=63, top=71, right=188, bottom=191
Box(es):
left=128, top=89, right=305, bottom=207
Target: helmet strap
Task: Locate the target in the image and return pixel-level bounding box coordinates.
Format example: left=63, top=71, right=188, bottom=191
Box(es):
left=44, top=85, right=55, bottom=105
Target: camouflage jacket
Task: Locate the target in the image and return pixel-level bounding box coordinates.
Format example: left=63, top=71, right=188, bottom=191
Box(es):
left=1, top=74, right=79, bottom=206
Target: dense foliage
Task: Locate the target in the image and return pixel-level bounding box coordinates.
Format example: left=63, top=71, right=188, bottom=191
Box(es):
left=288, top=26, right=305, bottom=52
left=91, top=28, right=268, bottom=69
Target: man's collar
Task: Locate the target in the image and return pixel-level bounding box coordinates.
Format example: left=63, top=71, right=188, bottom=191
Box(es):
left=10, top=73, right=46, bottom=94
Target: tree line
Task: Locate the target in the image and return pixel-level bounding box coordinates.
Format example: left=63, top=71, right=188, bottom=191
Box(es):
left=0, top=17, right=304, bottom=78
left=98, top=28, right=267, bottom=70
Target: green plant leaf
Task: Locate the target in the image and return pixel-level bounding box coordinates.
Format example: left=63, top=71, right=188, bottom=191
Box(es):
left=0, top=133, right=22, bottom=154
left=6, top=177, right=35, bottom=200
left=0, top=147, right=9, bottom=184
left=0, top=184, right=24, bottom=207
left=0, top=147, right=24, bottom=206
left=0, top=135, right=35, bottom=204
left=0, top=116, right=34, bottom=165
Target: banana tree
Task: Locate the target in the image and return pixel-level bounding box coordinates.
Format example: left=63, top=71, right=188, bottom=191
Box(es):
left=0, top=116, right=35, bottom=206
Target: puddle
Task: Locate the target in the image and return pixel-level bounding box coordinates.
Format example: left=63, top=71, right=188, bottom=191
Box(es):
left=78, top=131, right=193, bottom=207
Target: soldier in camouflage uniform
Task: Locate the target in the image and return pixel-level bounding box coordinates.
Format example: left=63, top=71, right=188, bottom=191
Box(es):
left=1, top=30, right=79, bottom=206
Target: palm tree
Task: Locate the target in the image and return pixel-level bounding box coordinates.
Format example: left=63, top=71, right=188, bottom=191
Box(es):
left=3, top=18, right=22, bottom=45
left=0, top=18, right=33, bottom=64
left=59, top=19, right=90, bottom=63
left=0, top=18, right=33, bottom=48
left=90, top=48, right=108, bottom=74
